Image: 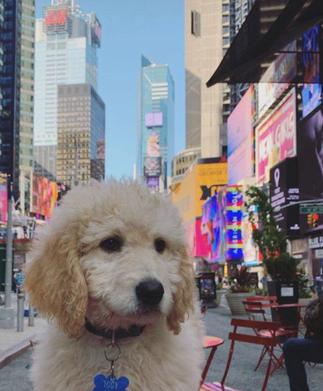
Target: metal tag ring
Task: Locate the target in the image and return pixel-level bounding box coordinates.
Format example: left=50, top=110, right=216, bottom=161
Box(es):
left=104, top=343, right=121, bottom=362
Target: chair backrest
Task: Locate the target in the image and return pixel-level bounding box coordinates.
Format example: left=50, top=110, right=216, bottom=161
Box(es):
left=243, top=300, right=267, bottom=321
left=229, top=318, right=281, bottom=347
left=245, top=295, right=277, bottom=304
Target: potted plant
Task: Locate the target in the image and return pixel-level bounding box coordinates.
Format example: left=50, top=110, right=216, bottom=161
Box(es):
left=225, top=265, right=254, bottom=315
left=246, top=186, right=299, bottom=324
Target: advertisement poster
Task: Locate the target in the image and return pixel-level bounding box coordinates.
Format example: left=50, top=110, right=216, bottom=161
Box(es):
left=144, top=157, right=161, bottom=177
left=225, top=187, right=244, bottom=262
left=32, top=175, right=58, bottom=218
left=145, top=176, right=159, bottom=192
left=145, top=112, right=163, bottom=128
left=298, top=105, right=323, bottom=199
left=146, top=132, right=160, bottom=157
left=257, top=88, right=296, bottom=183
left=258, top=41, right=296, bottom=119
left=0, top=183, right=8, bottom=223
left=301, top=25, right=322, bottom=118
left=201, top=194, right=226, bottom=262
left=269, top=157, right=300, bottom=237
left=228, top=86, right=254, bottom=184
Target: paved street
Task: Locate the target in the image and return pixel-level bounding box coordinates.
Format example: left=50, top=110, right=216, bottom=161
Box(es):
left=1, top=304, right=322, bottom=390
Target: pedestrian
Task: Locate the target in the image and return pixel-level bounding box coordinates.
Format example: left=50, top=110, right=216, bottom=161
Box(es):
left=283, top=296, right=323, bottom=390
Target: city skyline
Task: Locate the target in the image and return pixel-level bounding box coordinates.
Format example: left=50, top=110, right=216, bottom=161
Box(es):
left=36, top=0, right=185, bottom=179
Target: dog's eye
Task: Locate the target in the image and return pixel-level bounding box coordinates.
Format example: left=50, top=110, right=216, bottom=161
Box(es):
left=100, top=236, right=123, bottom=252
left=154, top=238, right=166, bottom=253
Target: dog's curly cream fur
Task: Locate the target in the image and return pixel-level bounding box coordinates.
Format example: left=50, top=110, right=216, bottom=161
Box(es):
left=25, top=180, right=204, bottom=391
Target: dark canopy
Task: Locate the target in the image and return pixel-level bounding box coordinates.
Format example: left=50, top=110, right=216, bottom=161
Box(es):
left=207, top=0, right=323, bottom=87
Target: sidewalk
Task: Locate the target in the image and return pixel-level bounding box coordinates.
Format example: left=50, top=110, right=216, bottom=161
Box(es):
left=0, top=313, right=47, bottom=369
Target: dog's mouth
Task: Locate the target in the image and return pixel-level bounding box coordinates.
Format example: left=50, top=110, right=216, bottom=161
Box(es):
left=85, top=318, right=145, bottom=340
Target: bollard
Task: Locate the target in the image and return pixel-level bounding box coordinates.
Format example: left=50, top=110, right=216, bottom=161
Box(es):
left=28, top=304, right=35, bottom=327
left=17, top=292, right=25, bottom=332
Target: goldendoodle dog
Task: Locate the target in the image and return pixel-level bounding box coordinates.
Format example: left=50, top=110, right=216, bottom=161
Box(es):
left=25, top=180, right=204, bottom=391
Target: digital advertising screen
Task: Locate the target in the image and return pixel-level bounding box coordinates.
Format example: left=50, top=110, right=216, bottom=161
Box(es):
left=269, top=157, right=300, bottom=237
left=32, top=175, right=58, bottom=218
left=298, top=105, right=323, bottom=200
left=146, top=132, right=160, bottom=157
left=145, top=112, right=163, bottom=128
left=0, top=183, right=8, bottom=223
left=298, top=104, right=323, bottom=233
left=145, top=176, right=159, bottom=192
left=144, top=157, right=162, bottom=177
left=225, top=186, right=244, bottom=262
left=201, top=194, right=226, bottom=263
left=45, top=9, right=68, bottom=26
left=301, top=25, right=322, bottom=118
left=257, top=88, right=296, bottom=183
left=227, top=86, right=254, bottom=184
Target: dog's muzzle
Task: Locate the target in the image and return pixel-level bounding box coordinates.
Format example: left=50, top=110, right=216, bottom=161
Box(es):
left=135, top=278, right=164, bottom=306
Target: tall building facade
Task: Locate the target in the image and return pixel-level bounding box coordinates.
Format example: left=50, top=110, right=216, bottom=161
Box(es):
left=56, top=84, right=105, bottom=188
left=34, top=0, right=101, bottom=178
left=0, top=0, right=35, bottom=213
left=185, top=0, right=223, bottom=158
left=137, top=56, right=174, bottom=193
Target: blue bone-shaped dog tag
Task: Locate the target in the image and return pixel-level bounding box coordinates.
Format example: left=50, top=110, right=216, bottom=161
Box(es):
left=93, top=374, right=129, bottom=391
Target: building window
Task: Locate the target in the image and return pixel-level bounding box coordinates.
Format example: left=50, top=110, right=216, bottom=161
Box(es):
left=191, top=10, right=200, bottom=37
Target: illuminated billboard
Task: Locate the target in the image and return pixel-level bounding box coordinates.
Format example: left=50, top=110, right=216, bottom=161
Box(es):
left=228, top=86, right=254, bottom=184
left=225, top=187, right=244, bottom=262
left=201, top=194, right=226, bottom=262
left=144, top=157, right=162, bottom=177
left=269, top=157, right=300, bottom=237
left=0, top=183, right=8, bottom=223
left=301, top=25, right=322, bottom=118
left=32, top=175, right=58, bottom=218
left=298, top=105, right=323, bottom=233
left=45, top=9, right=68, bottom=26
left=146, top=132, right=160, bottom=157
left=145, top=176, right=159, bottom=192
left=256, top=88, right=296, bottom=183
left=258, top=41, right=297, bottom=119
left=145, top=112, right=163, bottom=127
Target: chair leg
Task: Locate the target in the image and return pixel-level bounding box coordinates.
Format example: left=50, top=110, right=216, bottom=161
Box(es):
left=221, top=339, right=235, bottom=387
left=200, top=347, right=217, bottom=386
left=255, top=346, right=267, bottom=371
left=262, top=345, right=274, bottom=391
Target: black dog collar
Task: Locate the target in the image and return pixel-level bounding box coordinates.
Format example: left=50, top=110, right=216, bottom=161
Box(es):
left=85, top=319, right=145, bottom=340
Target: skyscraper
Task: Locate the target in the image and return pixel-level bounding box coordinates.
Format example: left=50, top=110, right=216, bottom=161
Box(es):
left=137, top=56, right=175, bottom=192
left=185, top=0, right=223, bottom=158
left=56, top=84, right=105, bottom=188
left=0, top=0, right=35, bottom=213
left=34, top=0, right=102, bottom=178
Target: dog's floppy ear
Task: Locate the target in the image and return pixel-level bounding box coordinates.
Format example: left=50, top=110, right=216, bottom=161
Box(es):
left=25, top=221, right=88, bottom=338
left=167, top=247, right=195, bottom=335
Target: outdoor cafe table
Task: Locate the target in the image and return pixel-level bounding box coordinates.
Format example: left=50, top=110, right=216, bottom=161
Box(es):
left=270, top=303, right=307, bottom=333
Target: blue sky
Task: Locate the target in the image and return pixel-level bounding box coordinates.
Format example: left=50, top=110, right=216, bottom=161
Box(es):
left=36, top=0, right=185, bottom=179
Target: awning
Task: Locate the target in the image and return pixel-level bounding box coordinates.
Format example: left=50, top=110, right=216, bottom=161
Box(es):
left=207, top=0, right=323, bottom=87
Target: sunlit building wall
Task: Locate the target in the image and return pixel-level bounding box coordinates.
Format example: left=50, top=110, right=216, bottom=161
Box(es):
left=56, top=84, right=105, bottom=188
left=185, top=0, right=223, bottom=158
left=34, top=0, right=101, bottom=178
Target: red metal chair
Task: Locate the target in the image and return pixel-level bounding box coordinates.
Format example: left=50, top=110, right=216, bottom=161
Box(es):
left=215, top=318, right=282, bottom=391
left=243, top=299, right=297, bottom=373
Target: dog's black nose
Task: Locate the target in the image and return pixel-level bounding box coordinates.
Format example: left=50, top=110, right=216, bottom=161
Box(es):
left=135, top=279, right=164, bottom=306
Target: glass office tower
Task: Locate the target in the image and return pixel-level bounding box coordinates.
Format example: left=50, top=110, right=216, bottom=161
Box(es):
left=34, top=0, right=101, bottom=178
left=0, top=0, right=35, bottom=213
left=138, top=56, right=174, bottom=192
